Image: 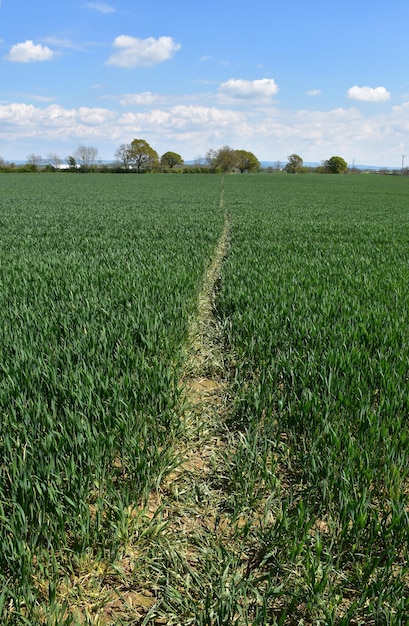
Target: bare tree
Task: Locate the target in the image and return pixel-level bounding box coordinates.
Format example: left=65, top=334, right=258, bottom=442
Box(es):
left=74, top=145, right=99, bottom=170
left=114, top=143, right=131, bottom=169
left=27, top=154, right=43, bottom=168
left=47, top=153, right=62, bottom=169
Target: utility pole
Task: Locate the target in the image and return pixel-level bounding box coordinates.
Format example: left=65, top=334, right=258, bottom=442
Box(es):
left=401, top=155, right=405, bottom=175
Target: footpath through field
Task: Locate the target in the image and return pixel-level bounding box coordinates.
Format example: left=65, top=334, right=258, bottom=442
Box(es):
left=66, top=177, right=244, bottom=624
left=136, top=176, right=252, bottom=625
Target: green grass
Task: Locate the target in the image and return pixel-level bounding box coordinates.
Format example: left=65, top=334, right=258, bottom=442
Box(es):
left=1, top=172, right=408, bottom=624
left=215, top=173, right=409, bottom=624
left=0, top=173, right=224, bottom=623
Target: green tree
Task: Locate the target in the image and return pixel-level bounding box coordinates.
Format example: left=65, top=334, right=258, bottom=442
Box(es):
left=325, top=155, right=348, bottom=174
left=285, top=154, right=304, bottom=173
left=67, top=156, right=77, bottom=171
left=129, top=139, right=159, bottom=172
left=160, top=151, right=184, bottom=170
left=206, top=146, right=239, bottom=173
left=235, top=149, right=260, bottom=173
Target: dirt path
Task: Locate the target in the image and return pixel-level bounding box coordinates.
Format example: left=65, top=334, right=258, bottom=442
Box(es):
left=139, top=180, right=234, bottom=623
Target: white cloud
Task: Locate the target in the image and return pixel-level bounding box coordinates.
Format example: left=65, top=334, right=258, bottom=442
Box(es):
left=106, top=35, right=181, bottom=68
left=219, top=78, right=279, bottom=100
left=0, top=96, right=407, bottom=167
left=347, top=85, right=391, bottom=102
left=85, top=2, right=115, bottom=13
left=5, top=40, right=54, bottom=63
left=77, top=106, right=115, bottom=125
left=306, top=89, right=321, bottom=96
left=116, top=106, right=245, bottom=136
left=0, top=103, right=114, bottom=136
left=167, top=105, right=245, bottom=129
left=0, top=103, right=38, bottom=125
left=119, top=92, right=159, bottom=106
left=392, top=101, right=409, bottom=114
left=0, top=101, right=247, bottom=157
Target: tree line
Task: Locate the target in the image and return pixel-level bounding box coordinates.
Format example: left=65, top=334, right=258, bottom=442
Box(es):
left=0, top=140, right=260, bottom=174
left=0, top=141, right=407, bottom=175
left=285, top=153, right=348, bottom=174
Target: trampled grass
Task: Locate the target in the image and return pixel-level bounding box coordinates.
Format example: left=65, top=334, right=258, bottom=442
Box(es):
left=1, top=172, right=408, bottom=624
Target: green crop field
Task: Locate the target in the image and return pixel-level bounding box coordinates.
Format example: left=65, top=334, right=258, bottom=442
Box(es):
left=216, top=174, right=409, bottom=624
left=0, top=172, right=408, bottom=625
left=0, top=173, right=224, bottom=624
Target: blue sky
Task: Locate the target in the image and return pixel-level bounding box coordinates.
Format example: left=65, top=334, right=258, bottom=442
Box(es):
left=1, top=0, right=409, bottom=166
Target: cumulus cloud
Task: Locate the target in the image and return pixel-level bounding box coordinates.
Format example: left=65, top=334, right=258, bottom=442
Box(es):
left=392, top=101, right=409, bottom=114
left=119, top=92, right=159, bottom=106
left=116, top=105, right=245, bottom=135
left=106, top=35, right=181, bottom=68
left=167, top=105, right=245, bottom=129
left=1, top=96, right=407, bottom=167
left=0, top=101, right=247, bottom=153
left=347, top=85, right=391, bottom=102
left=0, top=103, right=115, bottom=138
left=5, top=40, right=54, bottom=63
left=85, top=2, right=115, bottom=13
left=219, top=78, right=279, bottom=100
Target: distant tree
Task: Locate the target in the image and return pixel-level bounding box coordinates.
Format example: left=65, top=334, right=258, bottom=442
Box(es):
left=218, top=146, right=239, bottom=172
left=27, top=154, right=43, bottom=169
left=161, top=151, right=184, bottom=170
left=67, top=156, right=77, bottom=170
left=325, top=155, right=348, bottom=174
left=47, top=153, right=62, bottom=169
left=205, top=148, right=219, bottom=172
left=114, top=143, right=131, bottom=169
left=75, top=145, right=99, bottom=171
left=235, top=150, right=260, bottom=173
left=206, top=146, right=239, bottom=173
left=285, top=154, right=304, bottom=173
left=128, top=139, right=159, bottom=172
